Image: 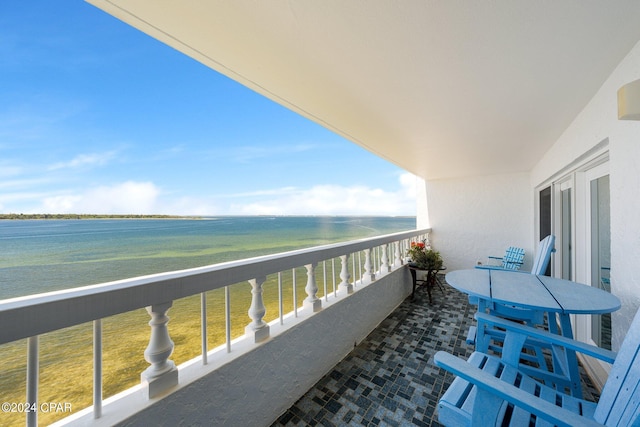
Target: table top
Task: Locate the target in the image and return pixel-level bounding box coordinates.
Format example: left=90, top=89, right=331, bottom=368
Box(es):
left=446, top=269, right=621, bottom=315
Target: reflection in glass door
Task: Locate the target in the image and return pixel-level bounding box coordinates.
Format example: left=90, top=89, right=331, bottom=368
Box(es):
left=561, top=185, right=572, bottom=281
left=590, top=174, right=611, bottom=350
left=539, top=186, right=552, bottom=276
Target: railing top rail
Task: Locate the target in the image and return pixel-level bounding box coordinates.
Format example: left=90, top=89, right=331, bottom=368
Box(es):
left=0, top=228, right=430, bottom=345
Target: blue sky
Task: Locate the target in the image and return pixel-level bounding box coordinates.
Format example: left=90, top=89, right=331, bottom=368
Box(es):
left=0, top=1, right=416, bottom=216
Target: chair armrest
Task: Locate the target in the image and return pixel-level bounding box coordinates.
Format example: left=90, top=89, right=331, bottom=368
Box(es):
left=475, top=312, right=617, bottom=363
left=474, top=265, right=528, bottom=273
left=434, top=351, right=604, bottom=427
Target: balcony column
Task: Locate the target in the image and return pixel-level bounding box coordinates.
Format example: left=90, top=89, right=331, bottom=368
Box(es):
left=304, top=263, right=322, bottom=312
left=394, top=241, right=403, bottom=267
left=142, top=302, right=178, bottom=399
left=362, top=248, right=376, bottom=283
left=338, top=254, right=353, bottom=294
left=380, top=244, right=391, bottom=274
left=246, top=276, right=270, bottom=343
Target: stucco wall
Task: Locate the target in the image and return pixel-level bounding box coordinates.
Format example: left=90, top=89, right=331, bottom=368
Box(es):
left=531, top=40, right=640, bottom=350
left=423, top=172, right=533, bottom=272
left=115, top=268, right=413, bottom=426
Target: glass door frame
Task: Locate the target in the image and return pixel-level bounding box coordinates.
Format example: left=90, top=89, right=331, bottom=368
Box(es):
left=536, top=149, right=611, bottom=388
left=574, top=160, right=610, bottom=346
left=552, top=155, right=611, bottom=386
left=553, top=176, right=575, bottom=282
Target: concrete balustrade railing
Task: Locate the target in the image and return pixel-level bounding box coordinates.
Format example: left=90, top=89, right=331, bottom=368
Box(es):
left=0, top=228, right=430, bottom=426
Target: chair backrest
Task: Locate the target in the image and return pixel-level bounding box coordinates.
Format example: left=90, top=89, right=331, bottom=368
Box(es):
left=502, top=246, right=525, bottom=270
left=530, top=235, right=555, bottom=275
left=593, top=307, right=640, bottom=426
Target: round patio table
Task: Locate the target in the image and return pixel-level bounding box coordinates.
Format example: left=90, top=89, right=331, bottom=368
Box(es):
left=446, top=268, right=620, bottom=397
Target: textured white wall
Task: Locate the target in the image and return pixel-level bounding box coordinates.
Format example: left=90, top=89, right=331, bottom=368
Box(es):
left=423, top=172, right=533, bottom=272
left=115, top=269, right=413, bottom=427
left=532, top=40, right=640, bottom=350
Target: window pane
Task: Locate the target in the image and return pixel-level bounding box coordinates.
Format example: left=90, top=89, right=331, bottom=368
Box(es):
left=590, top=175, right=611, bottom=350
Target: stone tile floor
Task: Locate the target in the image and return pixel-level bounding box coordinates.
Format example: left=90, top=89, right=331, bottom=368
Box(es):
left=272, top=277, right=600, bottom=426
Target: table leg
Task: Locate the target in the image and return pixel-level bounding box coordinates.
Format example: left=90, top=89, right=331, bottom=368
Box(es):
left=409, top=268, right=434, bottom=303
left=425, top=270, right=434, bottom=303
left=475, top=298, right=491, bottom=352
left=558, top=313, right=582, bottom=397
left=410, top=268, right=417, bottom=299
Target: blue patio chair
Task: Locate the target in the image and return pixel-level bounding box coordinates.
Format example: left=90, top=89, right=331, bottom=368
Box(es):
left=469, top=236, right=555, bottom=313
left=487, top=234, right=556, bottom=322
left=530, top=234, right=556, bottom=275
left=434, top=307, right=640, bottom=426
left=466, top=235, right=556, bottom=348
left=476, top=246, right=525, bottom=271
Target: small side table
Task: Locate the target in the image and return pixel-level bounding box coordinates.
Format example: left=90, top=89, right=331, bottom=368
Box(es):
left=407, top=264, right=446, bottom=303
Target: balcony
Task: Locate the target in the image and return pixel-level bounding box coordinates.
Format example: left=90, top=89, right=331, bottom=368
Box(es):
left=2, top=226, right=603, bottom=427
left=2, top=229, right=433, bottom=426
left=1, top=227, right=604, bottom=426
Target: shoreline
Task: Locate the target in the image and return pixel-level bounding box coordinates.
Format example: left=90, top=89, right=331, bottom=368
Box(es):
left=0, top=214, right=416, bottom=221
left=0, top=214, right=202, bottom=220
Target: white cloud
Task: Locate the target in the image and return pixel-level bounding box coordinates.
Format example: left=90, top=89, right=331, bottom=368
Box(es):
left=159, top=196, right=220, bottom=216
left=48, top=151, right=117, bottom=171
left=399, top=172, right=417, bottom=194
left=0, top=164, right=23, bottom=178
left=4, top=173, right=418, bottom=216
left=41, top=181, right=160, bottom=214
left=222, top=186, right=299, bottom=198
left=229, top=173, right=417, bottom=216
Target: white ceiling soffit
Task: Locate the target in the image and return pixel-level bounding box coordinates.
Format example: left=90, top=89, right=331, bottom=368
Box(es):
left=87, top=1, right=640, bottom=180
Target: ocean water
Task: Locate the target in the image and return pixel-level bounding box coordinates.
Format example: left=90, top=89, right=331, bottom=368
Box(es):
left=0, top=216, right=415, bottom=300
left=0, top=216, right=415, bottom=425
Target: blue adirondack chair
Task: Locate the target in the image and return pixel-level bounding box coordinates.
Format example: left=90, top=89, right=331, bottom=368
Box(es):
left=486, top=234, right=556, bottom=324
left=475, top=235, right=555, bottom=275
left=435, top=307, right=640, bottom=426
left=466, top=236, right=557, bottom=371
left=468, top=235, right=556, bottom=326
left=476, top=246, right=525, bottom=271
left=530, top=234, right=556, bottom=276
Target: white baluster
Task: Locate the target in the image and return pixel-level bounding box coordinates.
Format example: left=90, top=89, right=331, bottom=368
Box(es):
left=332, top=258, right=337, bottom=297
left=394, top=241, right=403, bottom=267
left=338, top=254, right=353, bottom=294
left=225, top=286, right=231, bottom=353
left=362, top=248, right=376, bottom=283
left=323, top=261, right=328, bottom=302
left=26, top=336, right=38, bottom=427
left=373, top=246, right=378, bottom=274
left=304, top=263, right=322, bottom=312
left=293, top=268, right=298, bottom=317
left=404, top=239, right=410, bottom=262
left=141, top=302, right=178, bottom=399
left=246, top=276, right=270, bottom=343
left=93, top=319, right=102, bottom=419
left=381, top=244, right=391, bottom=274
left=278, top=272, right=284, bottom=325
left=201, top=293, right=208, bottom=365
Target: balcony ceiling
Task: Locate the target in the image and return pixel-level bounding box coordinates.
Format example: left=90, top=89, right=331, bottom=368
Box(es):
left=88, top=1, right=640, bottom=180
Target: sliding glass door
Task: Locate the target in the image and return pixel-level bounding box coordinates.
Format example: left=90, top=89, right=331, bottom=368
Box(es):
left=542, top=152, right=611, bottom=386
left=560, top=181, right=573, bottom=281
left=589, top=172, right=611, bottom=349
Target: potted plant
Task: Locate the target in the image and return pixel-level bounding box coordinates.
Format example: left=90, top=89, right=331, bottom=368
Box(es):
left=407, top=241, right=443, bottom=271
